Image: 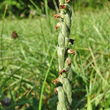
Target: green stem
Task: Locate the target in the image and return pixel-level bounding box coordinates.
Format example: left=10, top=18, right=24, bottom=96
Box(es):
left=0, top=5, right=8, bottom=69
left=54, top=0, right=74, bottom=109
left=39, top=49, right=56, bottom=110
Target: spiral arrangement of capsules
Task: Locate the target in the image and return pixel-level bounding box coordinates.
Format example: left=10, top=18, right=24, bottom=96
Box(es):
left=53, top=0, right=75, bottom=110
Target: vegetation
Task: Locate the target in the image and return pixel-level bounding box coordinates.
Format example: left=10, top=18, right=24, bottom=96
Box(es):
left=53, top=0, right=73, bottom=110
left=0, top=0, right=110, bottom=110
left=0, top=0, right=109, bottom=17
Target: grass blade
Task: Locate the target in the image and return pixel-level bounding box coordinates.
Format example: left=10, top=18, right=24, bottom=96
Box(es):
left=39, top=48, right=56, bottom=110
left=0, top=5, right=8, bottom=70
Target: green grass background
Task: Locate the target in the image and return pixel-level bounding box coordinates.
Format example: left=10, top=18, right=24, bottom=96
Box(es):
left=0, top=4, right=110, bottom=110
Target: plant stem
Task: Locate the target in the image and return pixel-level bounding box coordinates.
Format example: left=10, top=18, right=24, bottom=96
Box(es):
left=53, top=0, right=75, bottom=109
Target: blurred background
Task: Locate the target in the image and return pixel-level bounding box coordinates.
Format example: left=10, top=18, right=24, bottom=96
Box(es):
left=0, top=0, right=110, bottom=110
left=0, top=0, right=109, bottom=18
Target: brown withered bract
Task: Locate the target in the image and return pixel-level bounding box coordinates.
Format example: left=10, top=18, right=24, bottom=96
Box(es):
left=66, top=58, right=71, bottom=66
left=54, top=88, right=58, bottom=94
left=59, top=69, right=66, bottom=75
left=69, top=39, right=75, bottom=45
left=11, top=31, right=18, bottom=39
left=59, top=5, right=66, bottom=10
left=53, top=79, right=58, bottom=85
left=65, top=0, right=70, bottom=3
left=53, top=77, right=61, bottom=85
left=68, top=49, right=75, bottom=55
left=55, top=23, right=60, bottom=30
left=54, top=13, right=62, bottom=20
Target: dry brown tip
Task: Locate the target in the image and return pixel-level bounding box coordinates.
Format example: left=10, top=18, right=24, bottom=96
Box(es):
left=68, top=49, right=75, bottom=55
left=54, top=88, right=58, bottom=94
left=59, top=5, right=66, bottom=10
left=53, top=77, right=61, bottom=85
left=53, top=13, right=62, bottom=20
left=59, top=69, right=66, bottom=75
left=65, top=0, right=70, bottom=3
left=55, top=23, right=60, bottom=30
left=53, top=79, right=58, bottom=85
left=66, top=58, right=71, bottom=66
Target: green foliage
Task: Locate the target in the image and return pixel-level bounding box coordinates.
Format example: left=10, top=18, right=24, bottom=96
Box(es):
left=0, top=6, right=110, bottom=110
left=55, top=0, right=73, bottom=109
left=0, top=0, right=45, bottom=17
left=73, top=0, right=108, bottom=8
left=0, top=0, right=109, bottom=18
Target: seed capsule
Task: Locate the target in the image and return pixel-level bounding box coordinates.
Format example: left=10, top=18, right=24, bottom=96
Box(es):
left=57, top=87, right=68, bottom=109
left=61, top=78, right=72, bottom=106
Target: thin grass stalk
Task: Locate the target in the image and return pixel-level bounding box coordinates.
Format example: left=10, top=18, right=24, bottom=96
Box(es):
left=0, top=5, right=8, bottom=70
left=39, top=49, right=56, bottom=110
